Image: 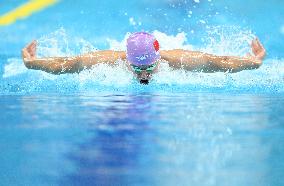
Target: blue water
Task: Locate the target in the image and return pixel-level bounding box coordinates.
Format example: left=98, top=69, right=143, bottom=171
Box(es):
left=1, top=0, right=284, bottom=186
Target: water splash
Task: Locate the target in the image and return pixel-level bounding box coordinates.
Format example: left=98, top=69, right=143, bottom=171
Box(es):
left=1, top=27, right=284, bottom=94
left=37, top=27, right=97, bottom=57
left=202, top=26, right=255, bottom=56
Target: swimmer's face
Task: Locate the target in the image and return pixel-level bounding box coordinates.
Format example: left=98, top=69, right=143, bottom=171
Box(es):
left=136, top=70, right=152, bottom=84
left=130, top=62, right=158, bottom=85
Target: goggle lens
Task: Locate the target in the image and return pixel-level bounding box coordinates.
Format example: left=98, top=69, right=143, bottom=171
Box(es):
left=131, top=63, right=157, bottom=73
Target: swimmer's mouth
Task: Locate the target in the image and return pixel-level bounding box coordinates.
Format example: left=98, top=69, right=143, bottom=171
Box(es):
left=140, top=79, right=149, bottom=85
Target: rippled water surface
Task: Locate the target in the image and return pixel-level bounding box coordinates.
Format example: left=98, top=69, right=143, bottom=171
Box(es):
left=1, top=93, right=284, bottom=186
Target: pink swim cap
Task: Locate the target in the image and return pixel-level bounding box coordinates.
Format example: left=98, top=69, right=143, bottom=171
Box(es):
left=126, top=32, right=160, bottom=66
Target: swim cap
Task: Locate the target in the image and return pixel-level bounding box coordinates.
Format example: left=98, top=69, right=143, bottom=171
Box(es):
left=126, top=32, right=160, bottom=66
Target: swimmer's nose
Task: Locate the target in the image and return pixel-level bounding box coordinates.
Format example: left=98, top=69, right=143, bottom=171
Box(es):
left=138, top=71, right=151, bottom=85
left=139, top=71, right=151, bottom=79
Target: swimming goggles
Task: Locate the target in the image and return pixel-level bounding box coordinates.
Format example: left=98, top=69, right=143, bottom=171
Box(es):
left=130, top=62, right=157, bottom=73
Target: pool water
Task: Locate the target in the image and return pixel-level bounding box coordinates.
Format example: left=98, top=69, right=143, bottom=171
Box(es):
left=1, top=93, right=284, bottom=186
left=0, top=0, right=284, bottom=186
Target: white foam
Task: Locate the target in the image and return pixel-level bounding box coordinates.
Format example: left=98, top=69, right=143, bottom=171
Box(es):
left=107, top=33, right=130, bottom=51
left=152, top=30, right=193, bottom=50
left=3, top=58, right=28, bottom=78
left=78, top=60, right=133, bottom=87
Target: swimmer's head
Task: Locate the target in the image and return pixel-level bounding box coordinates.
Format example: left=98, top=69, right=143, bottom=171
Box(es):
left=127, top=32, right=160, bottom=84
left=126, top=32, right=160, bottom=66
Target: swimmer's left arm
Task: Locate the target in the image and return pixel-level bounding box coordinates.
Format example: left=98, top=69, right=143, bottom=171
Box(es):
left=22, top=40, right=126, bottom=74
left=160, top=38, right=266, bottom=72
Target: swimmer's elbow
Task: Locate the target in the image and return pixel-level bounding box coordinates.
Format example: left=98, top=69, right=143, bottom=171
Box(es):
left=228, top=59, right=263, bottom=73
left=254, top=59, right=263, bottom=68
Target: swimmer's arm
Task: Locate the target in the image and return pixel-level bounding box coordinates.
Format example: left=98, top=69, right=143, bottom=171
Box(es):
left=22, top=40, right=126, bottom=74
left=23, top=56, right=83, bottom=74
left=160, top=38, right=266, bottom=73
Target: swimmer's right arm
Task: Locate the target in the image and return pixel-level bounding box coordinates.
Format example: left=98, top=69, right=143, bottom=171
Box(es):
left=160, top=38, right=266, bottom=73
left=22, top=40, right=126, bottom=74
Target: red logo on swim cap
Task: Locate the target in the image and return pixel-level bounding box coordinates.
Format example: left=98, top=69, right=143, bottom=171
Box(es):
left=153, top=40, right=159, bottom=51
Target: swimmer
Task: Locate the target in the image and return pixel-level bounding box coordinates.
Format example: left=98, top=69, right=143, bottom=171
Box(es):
left=22, top=32, right=266, bottom=84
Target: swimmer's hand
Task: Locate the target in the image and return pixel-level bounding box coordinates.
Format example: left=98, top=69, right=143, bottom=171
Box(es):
left=22, top=40, right=37, bottom=63
left=246, top=38, right=266, bottom=62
